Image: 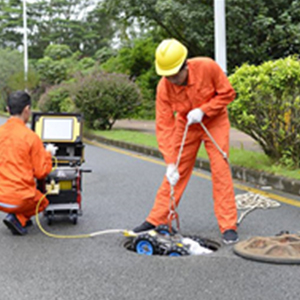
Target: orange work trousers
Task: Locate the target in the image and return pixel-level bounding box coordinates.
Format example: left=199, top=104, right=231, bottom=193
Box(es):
left=0, top=189, right=49, bottom=227
left=147, top=117, right=237, bottom=233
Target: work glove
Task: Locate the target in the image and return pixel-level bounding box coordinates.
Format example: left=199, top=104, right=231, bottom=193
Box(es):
left=45, top=143, right=58, bottom=156
left=166, top=163, right=180, bottom=186
left=187, top=108, right=204, bottom=126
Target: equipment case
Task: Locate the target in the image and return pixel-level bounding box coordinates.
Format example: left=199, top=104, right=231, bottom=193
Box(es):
left=32, top=112, right=91, bottom=224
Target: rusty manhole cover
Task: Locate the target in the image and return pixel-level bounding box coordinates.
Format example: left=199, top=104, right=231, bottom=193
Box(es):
left=234, top=234, right=300, bottom=264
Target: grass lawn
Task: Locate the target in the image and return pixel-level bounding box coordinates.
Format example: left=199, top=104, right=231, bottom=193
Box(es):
left=87, top=128, right=300, bottom=181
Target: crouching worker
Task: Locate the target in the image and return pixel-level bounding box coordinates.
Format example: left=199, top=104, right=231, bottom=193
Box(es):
left=0, top=91, right=55, bottom=235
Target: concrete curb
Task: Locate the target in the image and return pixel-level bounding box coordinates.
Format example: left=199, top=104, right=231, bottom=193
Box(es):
left=85, top=132, right=300, bottom=197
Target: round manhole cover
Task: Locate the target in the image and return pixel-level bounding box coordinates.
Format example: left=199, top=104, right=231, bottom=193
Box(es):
left=123, top=225, right=220, bottom=257
left=234, top=233, right=300, bottom=264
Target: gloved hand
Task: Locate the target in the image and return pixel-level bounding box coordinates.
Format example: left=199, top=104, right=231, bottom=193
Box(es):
left=166, top=163, right=180, bottom=186
left=187, top=108, right=204, bottom=125
left=45, top=143, right=58, bottom=156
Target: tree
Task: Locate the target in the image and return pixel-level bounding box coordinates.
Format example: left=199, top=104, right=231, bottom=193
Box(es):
left=0, top=0, right=23, bottom=49
left=0, top=0, right=117, bottom=59
left=226, top=0, right=300, bottom=70
left=27, top=0, right=117, bottom=58
left=103, top=0, right=300, bottom=73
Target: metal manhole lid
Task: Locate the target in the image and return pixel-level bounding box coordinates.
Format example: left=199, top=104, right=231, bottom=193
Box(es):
left=234, top=234, right=300, bottom=264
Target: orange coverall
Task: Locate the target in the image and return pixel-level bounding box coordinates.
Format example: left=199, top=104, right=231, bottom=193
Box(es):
left=0, top=118, right=52, bottom=226
left=147, top=57, right=238, bottom=233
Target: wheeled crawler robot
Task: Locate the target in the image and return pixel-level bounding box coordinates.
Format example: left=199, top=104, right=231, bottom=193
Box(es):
left=32, top=112, right=91, bottom=225
left=128, top=225, right=215, bottom=256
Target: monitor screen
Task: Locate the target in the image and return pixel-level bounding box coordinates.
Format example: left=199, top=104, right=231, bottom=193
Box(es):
left=42, top=118, right=74, bottom=141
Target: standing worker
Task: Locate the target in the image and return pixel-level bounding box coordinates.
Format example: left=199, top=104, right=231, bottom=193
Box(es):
left=133, top=39, right=238, bottom=244
left=0, top=91, right=56, bottom=235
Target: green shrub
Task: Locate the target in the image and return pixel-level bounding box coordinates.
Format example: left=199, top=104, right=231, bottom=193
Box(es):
left=44, top=44, right=73, bottom=61
left=36, top=57, right=68, bottom=85
left=229, top=56, right=300, bottom=168
left=77, top=57, right=95, bottom=70
left=71, top=71, right=141, bottom=130
left=38, top=84, right=76, bottom=113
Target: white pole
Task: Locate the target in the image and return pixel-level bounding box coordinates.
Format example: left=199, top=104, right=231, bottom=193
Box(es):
left=214, top=0, right=227, bottom=74
left=23, top=0, right=28, bottom=91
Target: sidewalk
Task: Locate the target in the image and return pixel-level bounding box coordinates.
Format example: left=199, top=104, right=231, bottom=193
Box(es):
left=114, top=119, right=262, bottom=152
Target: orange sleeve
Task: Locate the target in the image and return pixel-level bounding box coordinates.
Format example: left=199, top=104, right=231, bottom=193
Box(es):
left=31, top=134, right=52, bottom=179
left=200, top=60, right=236, bottom=117
left=155, top=82, right=176, bottom=164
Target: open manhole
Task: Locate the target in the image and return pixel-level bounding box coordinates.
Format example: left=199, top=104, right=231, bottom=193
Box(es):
left=234, top=233, right=300, bottom=264
left=123, top=225, right=220, bottom=257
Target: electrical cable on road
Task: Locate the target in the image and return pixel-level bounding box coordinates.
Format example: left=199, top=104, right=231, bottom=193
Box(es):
left=35, top=191, right=126, bottom=239
left=35, top=157, right=127, bottom=239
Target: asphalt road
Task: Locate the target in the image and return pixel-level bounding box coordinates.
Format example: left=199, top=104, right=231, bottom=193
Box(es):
left=0, top=117, right=300, bottom=299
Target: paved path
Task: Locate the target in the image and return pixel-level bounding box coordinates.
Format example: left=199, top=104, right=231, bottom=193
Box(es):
left=0, top=141, right=298, bottom=300
left=114, top=119, right=262, bottom=152
left=0, top=116, right=299, bottom=299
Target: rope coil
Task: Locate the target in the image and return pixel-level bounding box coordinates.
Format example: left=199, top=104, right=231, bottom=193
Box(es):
left=236, top=192, right=280, bottom=225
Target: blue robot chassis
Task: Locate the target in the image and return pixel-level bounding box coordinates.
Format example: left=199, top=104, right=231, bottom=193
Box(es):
left=127, top=225, right=217, bottom=256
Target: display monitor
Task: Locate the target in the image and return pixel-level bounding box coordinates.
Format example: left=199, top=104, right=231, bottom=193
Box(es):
left=32, top=113, right=82, bottom=143
left=42, top=118, right=74, bottom=141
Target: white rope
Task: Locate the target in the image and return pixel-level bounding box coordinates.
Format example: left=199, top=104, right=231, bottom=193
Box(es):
left=168, top=124, right=190, bottom=232
left=236, top=192, right=281, bottom=225
left=175, top=124, right=189, bottom=170
left=200, top=122, right=228, bottom=162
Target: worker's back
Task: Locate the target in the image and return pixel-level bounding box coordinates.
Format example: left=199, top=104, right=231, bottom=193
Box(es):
left=0, top=117, right=46, bottom=203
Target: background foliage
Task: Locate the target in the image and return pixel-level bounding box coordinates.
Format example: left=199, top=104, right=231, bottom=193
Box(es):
left=104, top=0, right=300, bottom=73
left=1, top=0, right=300, bottom=168
left=229, top=56, right=300, bottom=168
left=101, top=37, right=158, bottom=118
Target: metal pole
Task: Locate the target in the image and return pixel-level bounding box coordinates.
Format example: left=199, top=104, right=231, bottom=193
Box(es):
left=23, top=0, right=28, bottom=91
left=214, top=0, right=227, bottom=74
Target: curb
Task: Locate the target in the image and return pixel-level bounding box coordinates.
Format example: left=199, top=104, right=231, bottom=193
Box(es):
left=84, top=132, right=300, bottom=197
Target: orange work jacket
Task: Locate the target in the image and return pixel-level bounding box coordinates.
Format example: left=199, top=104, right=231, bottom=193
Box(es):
left=155, top=57, right=236, bottom=164
left=0, top=117, right=52, bottom=204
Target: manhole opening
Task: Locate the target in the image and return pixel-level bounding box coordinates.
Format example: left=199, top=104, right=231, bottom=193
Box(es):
left=123, top=229, right=220, bottom=257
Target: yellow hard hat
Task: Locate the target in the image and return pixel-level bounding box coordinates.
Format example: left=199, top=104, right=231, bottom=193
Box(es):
left=155, top=39, right=188, bottom=76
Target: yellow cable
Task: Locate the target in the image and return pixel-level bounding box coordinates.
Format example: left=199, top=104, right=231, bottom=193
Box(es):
left=35, top=192, right=92, bottom=239
left=51, top=156, right=58, bottom=172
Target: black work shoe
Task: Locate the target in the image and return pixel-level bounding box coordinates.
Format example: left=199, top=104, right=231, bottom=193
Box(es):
left=25, top=219, right=33, bottom=228
left=222, top=229, right=239, bottom=245
left=133, top=221, right=155, bottom=233
left=3, top=214, right=28, bottom=236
